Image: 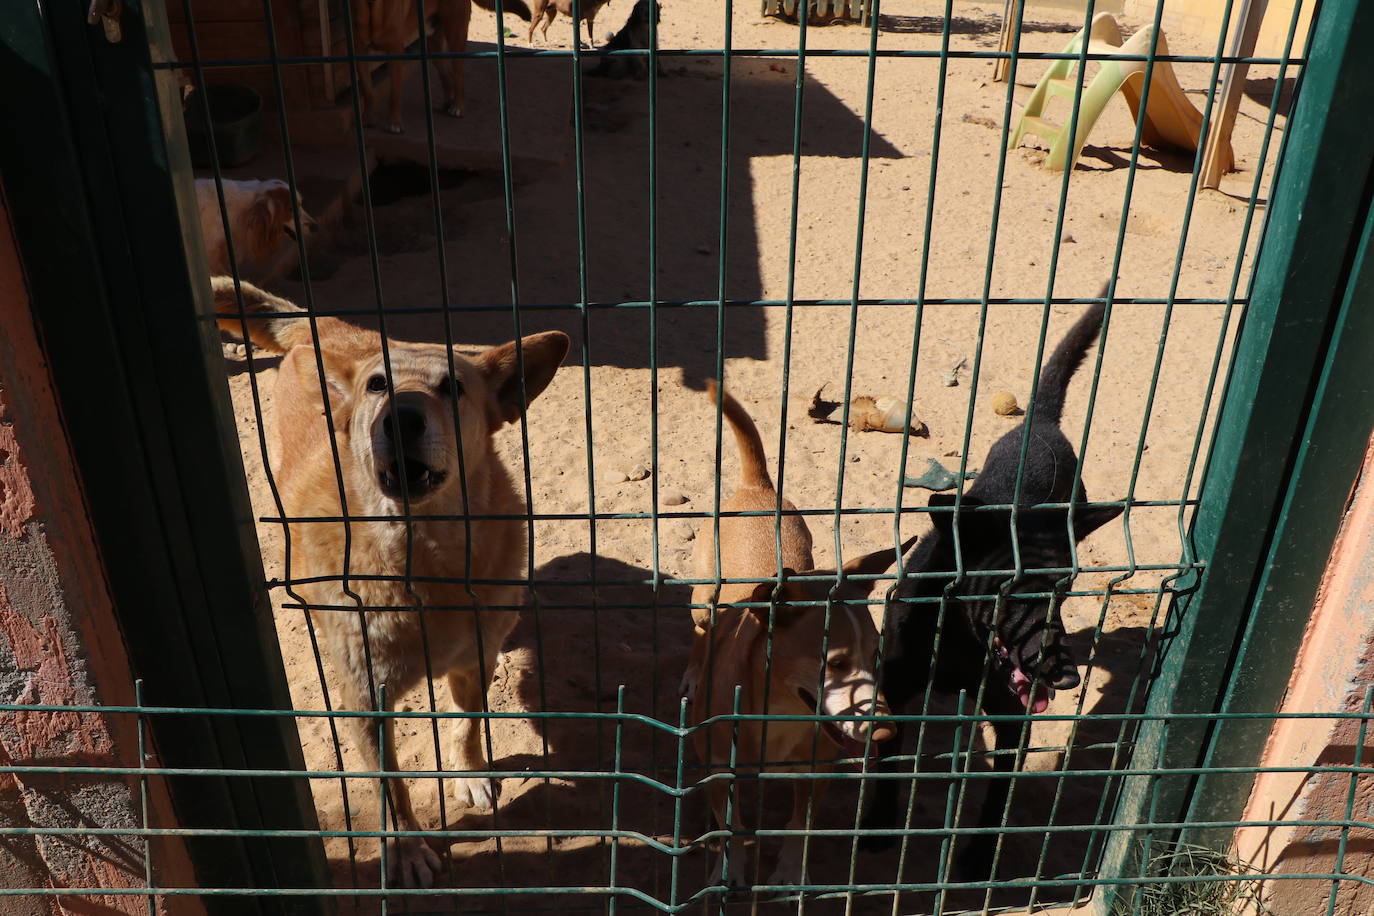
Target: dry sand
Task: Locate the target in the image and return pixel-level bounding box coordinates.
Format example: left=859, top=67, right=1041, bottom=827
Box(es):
left=212, top=0, right=1290, bottom=910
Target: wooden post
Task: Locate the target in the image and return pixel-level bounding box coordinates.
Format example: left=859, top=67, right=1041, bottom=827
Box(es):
left=1202, top=0, right=1269, bottom=189
left=993, top=0, right=1024, bottom=82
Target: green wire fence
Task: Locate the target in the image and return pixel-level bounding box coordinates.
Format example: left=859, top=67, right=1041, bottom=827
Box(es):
left=2, top=0, right=1373, bottom=913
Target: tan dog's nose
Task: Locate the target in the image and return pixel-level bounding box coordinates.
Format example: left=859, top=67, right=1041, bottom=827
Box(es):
left=382, top=405, right=427, bottom=446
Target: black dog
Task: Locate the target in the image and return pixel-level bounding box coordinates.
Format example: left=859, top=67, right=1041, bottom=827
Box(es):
left=588, top=0, right=664, bottom=79
left=864, top=285, right=1122, bottom=875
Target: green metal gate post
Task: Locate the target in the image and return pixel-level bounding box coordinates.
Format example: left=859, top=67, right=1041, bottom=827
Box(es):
left=1097, top=0, right=1374, bottom=908
left=0, top=2, right=332, bottom=912
left=1184, top=114, right=1374, bottom=842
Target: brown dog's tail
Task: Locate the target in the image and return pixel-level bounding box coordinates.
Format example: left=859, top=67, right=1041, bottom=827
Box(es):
left=473, top=0, right=533, bottom=22
left=705, top=380, right=773, bottom=491
left=211, top=276, right=312, bottom=354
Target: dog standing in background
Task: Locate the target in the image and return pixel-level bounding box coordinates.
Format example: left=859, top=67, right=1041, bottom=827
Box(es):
left=195, top=178, right=316, bottom=284
left=588, top=0, right=664, bottom=78
left=351, top=0, right=533, bottom=133
left=528, top=0, right=613, bottom=46
left=213, top=278, right=569, bottom=888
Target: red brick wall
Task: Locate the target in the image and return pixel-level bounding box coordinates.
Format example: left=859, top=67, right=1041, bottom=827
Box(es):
left=0, top=190, right=204, bottom=912
left=1234, top=434, right=1374, bottom=915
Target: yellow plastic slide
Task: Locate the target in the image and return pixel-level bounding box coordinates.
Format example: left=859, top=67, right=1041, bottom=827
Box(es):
left=1010, top=13, right=1233, bottom=172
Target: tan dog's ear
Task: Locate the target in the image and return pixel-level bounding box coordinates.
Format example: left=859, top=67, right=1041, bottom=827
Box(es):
left=835, top=534, right=920, bottom=598
left=746, top=569, right=802, bottom=623
left=839, top=534, right=919, bottom=577
left=265, top=185, right=305, bottom=239
left=305, top=343, right=362, bottom=414
left=476, top=330, right=572, bottom=425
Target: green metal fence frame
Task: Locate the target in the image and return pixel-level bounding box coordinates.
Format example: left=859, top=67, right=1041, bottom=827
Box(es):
left=2, top=0, right=1372, bottom=911
left=0, top=2, right=331, bottom=913
left=1096, top=0, right=1374, bottom=908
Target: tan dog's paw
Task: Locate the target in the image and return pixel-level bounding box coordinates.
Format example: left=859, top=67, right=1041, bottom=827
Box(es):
left=453, top=775, right=499, bottom=810
left=437, top=102, right=462, bottom=119
left=388, top=836, right=442, bottom=888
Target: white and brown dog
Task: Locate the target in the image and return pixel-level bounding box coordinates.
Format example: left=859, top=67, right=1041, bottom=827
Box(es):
left=686, top=381, right=910, bottom=886
left=196, top=179, right=316, bottom=283
left=213, top=278, right=569, bottom=888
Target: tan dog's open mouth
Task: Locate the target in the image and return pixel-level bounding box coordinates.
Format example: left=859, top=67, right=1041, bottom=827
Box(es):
left=796, top=688, right=866, bottom=757
left=378, top=456, right=447, bottom=501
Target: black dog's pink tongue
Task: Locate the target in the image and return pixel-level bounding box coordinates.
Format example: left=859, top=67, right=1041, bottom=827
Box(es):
left=996, top=637, right=1053, bottom=713
left=1011, top=667, right=1052, bottom=714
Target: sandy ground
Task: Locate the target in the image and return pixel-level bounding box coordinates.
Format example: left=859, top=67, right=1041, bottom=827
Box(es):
left=206, top=0, right=1292, bottom=910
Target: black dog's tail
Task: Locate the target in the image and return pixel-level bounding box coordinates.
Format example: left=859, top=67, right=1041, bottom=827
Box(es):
left=474, top=0, right=533, bottom=22
left=1033, top=281, right=1110, bottom=425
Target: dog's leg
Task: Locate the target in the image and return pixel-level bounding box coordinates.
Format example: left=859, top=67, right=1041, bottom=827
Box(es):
left=858, top=720, right=905, bottom=851
left=447, top=670, right=499, bottom=810
left=436, top=0, right=471, bottom=117
left=350, top=0, right=380, bottom=127
left=383, top=54, right=408, bottom=134
left=955, top=686, right=1024, bottom=881
left=526, top=0, right=546, bottom=43
left=679, top=626, right=709, bottom=699
left=706, top=777, right=748, bottom=888
left=356, top=67, right=378, bottom=128
left=859, top=613, right=935, bottom=851
left=540, top=6, right=555, bottom=42
left=337, top=676, right=443, bottom=888
left=767, top=773, right=827, bottom=886
left=583, top=9, right=597, bottom=47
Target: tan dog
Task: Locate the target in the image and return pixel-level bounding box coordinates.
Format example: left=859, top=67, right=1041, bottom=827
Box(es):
left=528, top=0, right=612, bottom=46
left=685, top=382, right=911, bottom=886
left=195, top=179, right=316, bottom=284
left=351, top=0, right=533, bottom=133
left=213, top=278, right=569, bottom=888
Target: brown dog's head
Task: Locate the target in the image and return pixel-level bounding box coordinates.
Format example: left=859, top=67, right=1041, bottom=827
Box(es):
left=735, top=540, right=914, bottom=754
left=246, top=180, right=317, bottom=263
left=308, top=332, right=570, bottom=507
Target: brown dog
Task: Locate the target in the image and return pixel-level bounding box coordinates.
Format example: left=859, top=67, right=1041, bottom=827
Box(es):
left=213, top=278, right=569, bottom=888
left=351, top=0, right=533, bottom=133
left=528, top=0, right=612, bottom=46
left=685, top=381, right=910, bottom=886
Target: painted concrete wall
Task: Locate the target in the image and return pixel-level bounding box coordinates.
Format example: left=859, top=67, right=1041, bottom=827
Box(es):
left=0, top=194, right=203, bottom=911
left=1124, top=0, right=1315, bottom=57
left=1234, top=434, right=1374, bottom=915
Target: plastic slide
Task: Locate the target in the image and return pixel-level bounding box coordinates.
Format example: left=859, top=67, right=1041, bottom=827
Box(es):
left=1009, top=12, right=1234, bottom=172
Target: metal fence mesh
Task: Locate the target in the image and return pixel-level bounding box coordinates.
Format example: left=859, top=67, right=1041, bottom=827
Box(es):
left=17, top=0, right=1374, bottom=912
